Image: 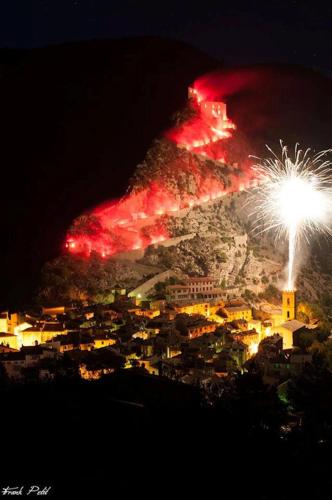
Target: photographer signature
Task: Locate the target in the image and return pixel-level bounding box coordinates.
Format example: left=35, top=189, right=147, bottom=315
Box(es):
left=1, top=486, right=51, bottom=496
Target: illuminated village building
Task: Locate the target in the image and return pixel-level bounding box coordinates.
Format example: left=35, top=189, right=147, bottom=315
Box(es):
left=188, top=86, right=228, bottom=121
left=166, top=344, right=182, bottom=359
left=0, top=312, right=18, bottom=333
left=247, top=319, right=263, bottom=334
left=134, top=357, right=160, bottom=376
left=0, top=311, right=32, bottom=335
left=270, top=319, right=306, bottom=350
left=130, top=307, right=160, bottom=319
left=172, top=301, right=211, bottom=317
left=16, top=322, right=68, bottom=348
left=166, top=276, right=223, bottom=302
left=178, top=86, right=235, bottom=155
left=259, top=303, right=283, bottom=327
left=232, top=329, right=260, bottom=356
left=47, top=337, right=75, bottom=353
left=0, top=312, right=9, bottom=333
left=0, top=333, right=18, bottom=350
left=92, top=333, right=117, bottom=349
left=0, top=344, right=17, bottom=353
left=0, top=311, right=74, bottom=351
left=268, top=289, right=307, bottom=349
left=221, top=303, right=252, bottom=322
left=185, top=318, right=218, bottom=339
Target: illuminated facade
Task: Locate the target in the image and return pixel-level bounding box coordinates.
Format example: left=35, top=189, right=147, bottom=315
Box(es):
left=282, top=290, right=296, bottom=322
left=223, top=304, right=252, bottom=322
left=17, top=323, right=68, bottom=347
left=187, top=319, right=217, bottom=339
left=131, top=308, right=160, bottom=319
left=172, top=301, right=211, bottom=317
left=166, top=277, right=223, bottom=302
left=135, top=357, right=160, bottom=375
left=0, top=333, right=18, bottom=350
left=0, top=312, right=21, bottom=334
left=233, top=330, right=260, bottom=357
left=42, top=306, right=66, bottom=317
left=270, top=319, right=305, bottom=350
left=93, top=335, right=117, bottom=349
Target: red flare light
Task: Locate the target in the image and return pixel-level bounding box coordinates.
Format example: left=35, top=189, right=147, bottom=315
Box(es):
left=167, top=86, right=236, bottom=160
left=66, top=78, right=257, bottom=258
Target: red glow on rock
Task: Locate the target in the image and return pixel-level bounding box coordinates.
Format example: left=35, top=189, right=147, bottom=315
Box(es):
left=167, top=88, right=236, bottom=161
left=66, top=172, right=254, bottom=258
left=66, top=77, right=258, bottom=258
left=66, top=182, right=175, bottom=257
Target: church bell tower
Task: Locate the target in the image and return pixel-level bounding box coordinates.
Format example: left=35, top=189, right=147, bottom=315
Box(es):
left=282, top=290, right=296, bottom=322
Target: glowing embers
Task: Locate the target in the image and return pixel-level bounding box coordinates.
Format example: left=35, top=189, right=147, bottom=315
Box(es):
left=65, top=239, right=76, bottom=250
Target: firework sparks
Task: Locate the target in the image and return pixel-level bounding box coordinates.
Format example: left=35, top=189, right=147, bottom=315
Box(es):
left=249, top=142, right=332, bottom=289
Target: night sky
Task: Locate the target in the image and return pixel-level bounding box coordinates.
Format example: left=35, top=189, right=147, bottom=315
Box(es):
left=1, top=0, right=332, bottom=76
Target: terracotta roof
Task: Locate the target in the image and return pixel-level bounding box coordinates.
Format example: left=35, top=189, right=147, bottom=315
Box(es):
left=280, top=320, right=305, bottom=332
left=224, top=305, right=250, bottom=313
left=24, top=323, right=66, bottom=332
left=234, top=329, right=259, bottom=337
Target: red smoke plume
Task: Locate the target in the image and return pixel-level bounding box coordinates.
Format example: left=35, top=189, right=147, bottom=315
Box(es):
left=193, top=69, right=260, bottom=101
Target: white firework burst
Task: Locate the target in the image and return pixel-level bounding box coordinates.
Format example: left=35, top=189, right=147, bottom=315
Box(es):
left=249, top=142, right=332, bottom=289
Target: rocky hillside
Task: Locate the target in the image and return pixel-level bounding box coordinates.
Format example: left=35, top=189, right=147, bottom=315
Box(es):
left=40, top=177, right=332, bottom=306
left=5, top=37, right=331, bottom=307
left=135, top=190, right=332, bottom=303
left=41, top=72, right=332, bottom=306
left=130, top=138, right=234, bottom=197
